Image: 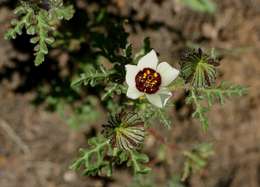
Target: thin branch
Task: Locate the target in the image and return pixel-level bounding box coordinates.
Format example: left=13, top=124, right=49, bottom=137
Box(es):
left=0, top=119, right=30, bottom=154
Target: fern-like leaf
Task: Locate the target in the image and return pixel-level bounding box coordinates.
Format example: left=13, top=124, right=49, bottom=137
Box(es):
left=71, top=65, right=115, bottom=87
left=5, top=5, right=34, bottom=40
left=70, top=136, right=111, bottom=176
left=198, top=81, right=248, bottom=106
left=187, top=90, right=209, bottom=131
left=5, top=1, right=75, bottom=66
left=127, top=150, right=151, bottom=175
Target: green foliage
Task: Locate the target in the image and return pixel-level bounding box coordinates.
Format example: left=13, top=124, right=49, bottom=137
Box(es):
left=187, top=82, right=247, bottom=130
left=179, top=0, right=216, bottom=13
left=127, top=150, right=151, bottom=175
left=70, top=136, right=111, bottom=176
left=134, top=102, right=173, bottom=129
left=197, top=81, right=248, bottom=106
left=71, top=65, right=115, bottom=87
left=71, top=135, right=151, bottom=176
left=5, top=0, right=74, bottom=65
left=182, top=143, right=214, bottom=181
left=187, top=89, right=209, bottom=131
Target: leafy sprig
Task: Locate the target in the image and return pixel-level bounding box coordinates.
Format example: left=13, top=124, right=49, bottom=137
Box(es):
left=198, top=81, right=248, bottom=106
left=70, top=136, right=111, bottom=176
left=71, top=65, right=115, bottom=87
left=182, top=143, right=214, bottom=181
left=127, top=150, right=151, bottom=175
left=71, top=136, right=151, bottom=176
left=187, top=89, right=209, bottom=131
left=187, top=82, right=247, bottom=130
left=5, top=0, right=74, bottom=65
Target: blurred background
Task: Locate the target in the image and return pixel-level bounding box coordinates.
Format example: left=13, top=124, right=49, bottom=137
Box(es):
left=0, top=0, right=260, bottom=187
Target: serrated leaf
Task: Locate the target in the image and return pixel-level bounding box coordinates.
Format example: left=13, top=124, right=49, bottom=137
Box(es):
left=70, top=136, right=110, bottom=176
left=71, top=65, right=114, bottom=88
left=45, top=37, right=55, bottom=45
left=30, top=36, right=39, bottom=44
left=35, top=52, right=45, bottom=66
left=128, top=150, right=151, bottom=175
left=26, top=25, right=36, bottom=35
left=198, top=81, right=248, bottom=107
left=6, top=1, right=75, bottom=66
left=187, top=90, right=209, bottom=131
left=51, top=5, right=75, bottom=21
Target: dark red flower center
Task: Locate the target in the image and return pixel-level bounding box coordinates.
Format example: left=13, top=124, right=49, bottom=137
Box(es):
left=135, top=68, right=161, bottom=94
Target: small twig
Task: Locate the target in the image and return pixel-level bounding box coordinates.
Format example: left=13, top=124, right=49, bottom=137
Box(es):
left=0, top=119, right=30, bottom=154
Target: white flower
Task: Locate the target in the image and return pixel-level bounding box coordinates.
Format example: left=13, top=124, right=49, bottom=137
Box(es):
left=125, top=49, right=179, bottom=108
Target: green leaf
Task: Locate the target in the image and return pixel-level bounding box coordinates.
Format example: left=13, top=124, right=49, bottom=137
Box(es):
left=5, top=8, right=34, bottom=40
left=45, top=37, right=55, bottom=45
left=34, top=10, right=50, bottom=66
left=198, top=81, right=248, bottom=106
left=124, top=43, right=133, bottom=58
left=181, top=143, right=214, bottom=181
left=102, top=83, right=126, bottom=101
left=127, top=150, right=151, bottom=175
left=71, top=65, right=114, bottom=88
left=70, top=136, right=110, bottom=176
left=5, top=1, right=75, bottom=66
left=187, top=82, right=247, bottom=130
left=187, top=89, right=209, bottom=131
left=180, top=0, right=216, bottom=13
left=50, top=5, right=75, bottom=20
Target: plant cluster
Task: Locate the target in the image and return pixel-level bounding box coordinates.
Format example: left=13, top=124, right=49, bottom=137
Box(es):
left=5, top=0, right=74, bottom=65
left=5, top=0, right=247, bottom=183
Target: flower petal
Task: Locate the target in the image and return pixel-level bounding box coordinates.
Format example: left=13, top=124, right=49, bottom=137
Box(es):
left=125, top=65, right=139, bottom=87
left=157, top=62, right=179, bottom=86
left=146, top=88, right=172, bottom=108
left=137, top=49, right=158, bottom=70
left=127, top=87, right=144, bottom=99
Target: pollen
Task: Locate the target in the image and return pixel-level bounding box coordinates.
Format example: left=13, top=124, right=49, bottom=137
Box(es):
left=135, top=68, right=161, bottom=94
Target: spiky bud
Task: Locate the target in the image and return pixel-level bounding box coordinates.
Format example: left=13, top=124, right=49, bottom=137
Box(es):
left=102, top=112, right=145, bottom=151
left=179, top=48, right=221, bottom=88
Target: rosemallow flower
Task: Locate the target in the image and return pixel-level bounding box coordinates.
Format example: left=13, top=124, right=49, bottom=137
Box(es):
left=125, top=50, right=179, bottom=108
